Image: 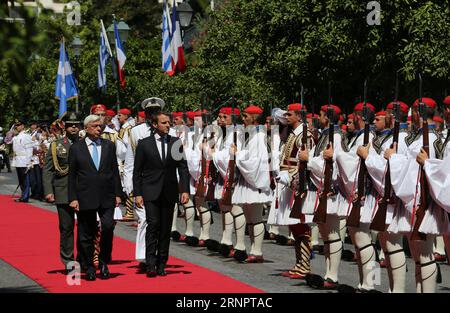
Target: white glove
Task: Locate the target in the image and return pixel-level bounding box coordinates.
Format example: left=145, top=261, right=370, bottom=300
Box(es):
left=276, top=170, right=290, bottom=186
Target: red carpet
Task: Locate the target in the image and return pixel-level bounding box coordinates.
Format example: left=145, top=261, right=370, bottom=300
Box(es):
left=0, top=195, right=262, bottom=293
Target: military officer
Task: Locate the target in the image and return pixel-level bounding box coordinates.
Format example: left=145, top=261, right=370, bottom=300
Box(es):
left=43, top=112, right=81, bottom=273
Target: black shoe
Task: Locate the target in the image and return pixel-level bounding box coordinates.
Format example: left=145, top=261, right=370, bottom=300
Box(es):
left=138, top=262, right=147, bottom=271
left=157, top=264, right=167, bottom=276
left=85, top=267, right=96, bottom=281
left=146, top=265, right=157, bottom=278
left=99, top=262, right=110, bottom=279
left=14, top=198, right=28, bottom=203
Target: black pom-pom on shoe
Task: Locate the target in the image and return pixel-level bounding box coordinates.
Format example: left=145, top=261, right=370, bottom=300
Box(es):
left=219, top=244, right=231, bottom=257
left=171, top=231, right=181, bottom=241
left=185, top=236, right=199, bottom=246
left=205, top=239, right=220, bottom=252
left=233, top=249, right=248, bottom=262
left=337, top=284, right=357, bottom=293
left=305, top=274, right=324, bottom=289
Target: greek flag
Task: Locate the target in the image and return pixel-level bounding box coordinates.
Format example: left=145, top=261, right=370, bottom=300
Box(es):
left=55, top=40, right=78, bottom=118
left=98, top=19, right=112, bottom=91
left=162, top=0, right=174, bottom=75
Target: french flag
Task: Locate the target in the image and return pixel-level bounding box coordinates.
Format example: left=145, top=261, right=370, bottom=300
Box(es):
left=114, top=20, right=126, bottom=89
left=171, top=0, right=186, bottom=73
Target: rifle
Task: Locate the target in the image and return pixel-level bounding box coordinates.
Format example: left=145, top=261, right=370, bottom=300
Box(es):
left=221, top=97, right=238, bottom=206
left=370, top=74, right=400, bottom=231
left=313, top=104, right=335, bottom=224
left=347, top=79, right=370, bottom=228
left=311, top=94, right=319, bottom=143
left=290, top=85, right=308, bottom=219
left=206, top=101, right=219, bottom=201
left=411, top=73, right=429, bottom=241
left=194, top=101, right=208, bottom=206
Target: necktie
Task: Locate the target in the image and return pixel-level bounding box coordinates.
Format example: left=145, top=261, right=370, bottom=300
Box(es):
left=161, top=136, right=166, bottom=163
left=92, top=140, right=100, bottom=170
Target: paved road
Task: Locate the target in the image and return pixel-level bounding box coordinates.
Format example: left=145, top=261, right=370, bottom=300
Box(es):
left=1, top=169, right=449, bottom=293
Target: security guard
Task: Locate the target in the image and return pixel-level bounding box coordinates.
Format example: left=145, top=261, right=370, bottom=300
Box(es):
left=43, top=112, right=81, bottom=273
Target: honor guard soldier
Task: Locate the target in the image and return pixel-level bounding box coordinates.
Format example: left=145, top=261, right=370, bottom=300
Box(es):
left=386, top=97, right=443, bottom=293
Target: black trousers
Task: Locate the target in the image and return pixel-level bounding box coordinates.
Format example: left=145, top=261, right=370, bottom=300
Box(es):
left=30, top=164, right=43, bottom=199
left=145, top=196, right=175, bottom=267
left=56, top=204, right=77, bottom=267
left=15, top=167, right=30, bottom=200
left=77, top=207, right=115, bottom=269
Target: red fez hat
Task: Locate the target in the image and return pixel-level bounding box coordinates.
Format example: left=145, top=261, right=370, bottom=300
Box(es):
left=339, top=115, right=344, bottom=122
left=194, top=109, right=208, bottom=117
left=244, top=105, right=263, bottom=114
left=119, top=108, right=131, bottom=115
left=320, top=104, right=342, bottom=115
left=386, top=101, right=409, bottom=114
left=106, top=109, right=116, bottom=117
left=348, top=113, right=354, bottom=120
left=306, top=113, right=319, bottom=119
left=172, top=112, right=183, bottom=118
left=341, top=124, right=347, bottom=131
left=91, top=104, right=107, bottom=114
left=220, top=107, right=241, bottom=115
left=413, top=97, right=436, bottom=108
left=138, top=111, right=146, bottom=118
left=354, top=102, right=375, bottom=112
left=375, top=111, right=386, bottom=117
left=287, top=103, right=303, bottom=112
left=433, top=116, right=444, bottom=124
left=444, top=96, right=450, bottom=106
left=186, top=111, right=196, bottom=119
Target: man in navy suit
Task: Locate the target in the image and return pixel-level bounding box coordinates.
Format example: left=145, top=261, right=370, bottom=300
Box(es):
left=68, top=115, right=122, bottom=281
left=133, top=112, right=190, bottom=277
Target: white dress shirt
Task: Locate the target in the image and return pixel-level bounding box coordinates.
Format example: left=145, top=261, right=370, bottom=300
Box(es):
left=154, top=132, right=168, bottom=161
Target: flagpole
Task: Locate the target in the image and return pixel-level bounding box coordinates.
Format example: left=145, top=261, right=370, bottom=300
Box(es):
left=113, top=15, right=122, bottom=112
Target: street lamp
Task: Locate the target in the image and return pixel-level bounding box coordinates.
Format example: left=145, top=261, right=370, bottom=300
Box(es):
left=177, top=1, right=194, bottom=29
left=107, top=18, right=131, bottom=44
left=71, top=36, right=83, bottom=113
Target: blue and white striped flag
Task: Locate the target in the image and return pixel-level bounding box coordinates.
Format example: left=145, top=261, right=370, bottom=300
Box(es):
left=98, top=20, right=112, bottom=91
left=55, top=39, right=78, bottom=118
left=162, top=0, right=174, bottom=75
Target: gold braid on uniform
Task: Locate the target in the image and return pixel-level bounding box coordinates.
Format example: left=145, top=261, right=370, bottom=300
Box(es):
left=51, top=141, right=69, bottom=176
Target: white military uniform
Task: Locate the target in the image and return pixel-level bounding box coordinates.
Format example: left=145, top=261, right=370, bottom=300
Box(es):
left=12, top=130, right=34, bottom=168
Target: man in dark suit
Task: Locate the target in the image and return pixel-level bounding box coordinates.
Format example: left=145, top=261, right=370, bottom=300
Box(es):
left=133, top=112, right=190, bottom=277
left=68, top=114, right=122, bottom=281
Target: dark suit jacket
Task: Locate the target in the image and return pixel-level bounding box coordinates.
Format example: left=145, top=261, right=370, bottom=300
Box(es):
left=68, top=137, right=122, bottom=210
left=133, top=133, right=190, bottom=203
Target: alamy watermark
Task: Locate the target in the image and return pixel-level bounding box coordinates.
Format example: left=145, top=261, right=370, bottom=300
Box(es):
left=367, top=1, right=381, bottom=26
left=66, top=1, right=81, bottom=26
